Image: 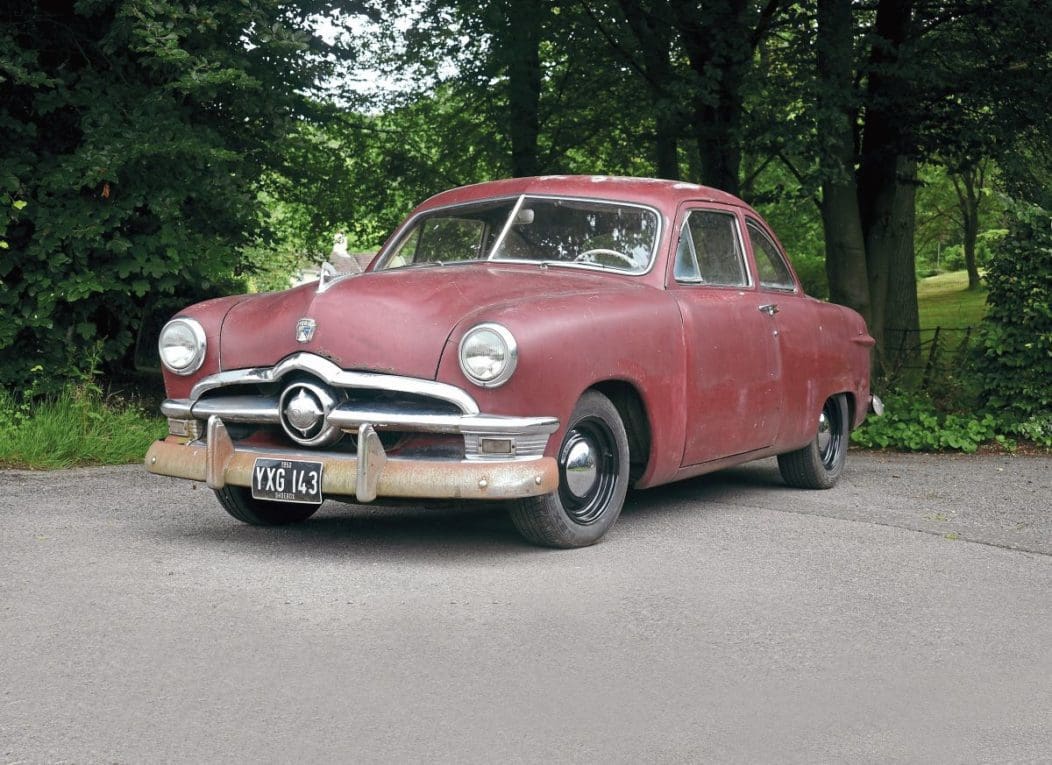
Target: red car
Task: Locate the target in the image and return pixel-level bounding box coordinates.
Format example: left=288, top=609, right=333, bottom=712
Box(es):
left=147, top=176, right=878, bottom=547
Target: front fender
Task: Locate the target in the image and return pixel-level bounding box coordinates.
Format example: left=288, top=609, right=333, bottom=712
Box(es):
left=435, top=286, right=688, bottom=487
left=161, top=294, right=253, bottom=400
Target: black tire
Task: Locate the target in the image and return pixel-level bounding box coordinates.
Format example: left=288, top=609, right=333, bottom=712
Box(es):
left=509, top=390, right=630, bottom=548
left=214, top=486, right=320, bottom=526
left=777, top=394, right=849, bottom=489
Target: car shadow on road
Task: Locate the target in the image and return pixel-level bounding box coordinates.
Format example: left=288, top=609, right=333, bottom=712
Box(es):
left=622, top=459, right=787, bottom=517
left=152, top=461, right=788, bottom=560
left=158, top=500, right=541, bottom=561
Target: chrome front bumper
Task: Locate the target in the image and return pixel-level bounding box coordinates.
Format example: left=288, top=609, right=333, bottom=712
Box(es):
left=146, top=416, right=560, bottom=502
left=149, top=354, right=562, bottom=502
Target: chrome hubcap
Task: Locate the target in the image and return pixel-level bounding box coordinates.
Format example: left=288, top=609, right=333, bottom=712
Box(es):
left=816, top=412, right=831, bottom=455
left=558, top=417, right=619, bottom=525
left=564, top=439, right=598, bottom=498
left=816, top=399, right=844, bottom=471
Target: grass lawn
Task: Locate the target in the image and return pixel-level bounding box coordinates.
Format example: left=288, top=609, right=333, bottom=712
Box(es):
left=916, top=270, right=988, bottom=330
left=0, top=386, right=165, bottom=470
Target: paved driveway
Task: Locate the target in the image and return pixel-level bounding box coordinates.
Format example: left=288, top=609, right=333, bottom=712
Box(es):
left=1, top=452, right=1049, bottom=762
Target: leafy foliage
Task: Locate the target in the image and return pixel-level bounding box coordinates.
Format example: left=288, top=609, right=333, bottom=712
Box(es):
left=975, top=201, right=1052, bottom=423
left=0, top=0, right=346, bottom=389
left=852, top=387, right=1051, bottom=452
left=851, top=389, right=1002, bottom=453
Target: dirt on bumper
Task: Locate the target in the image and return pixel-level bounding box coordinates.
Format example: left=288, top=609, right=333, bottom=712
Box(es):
left=145, top=436, right=558, bottom=501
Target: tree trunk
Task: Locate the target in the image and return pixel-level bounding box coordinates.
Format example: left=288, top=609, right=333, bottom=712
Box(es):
left=654, top=109, right=680, bottom=180
left=858, top=0, right=917, bottom=371
left=503, top=0, right=544, bottom=176
left=881, top=158, right=921, bottom=370
left=695, top=99, right=742, bottom=195
left=951, top=164, right=984, bottom=290
left=963, top=214, right=980, bottom=289
left=617, top=1, right=681, bottom=179
left=671, top=0, right=749, bottom=195
left=817, top=0, right=870, bottom=324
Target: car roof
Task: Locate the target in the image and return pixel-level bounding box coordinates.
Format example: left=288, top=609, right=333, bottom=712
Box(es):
left=415, top=175, right=748, bottom=213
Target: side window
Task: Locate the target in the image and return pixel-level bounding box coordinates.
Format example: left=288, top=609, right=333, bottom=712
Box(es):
left=675, top=210, right=748, bottom=286
left=747, top=220, right=795, bottom=290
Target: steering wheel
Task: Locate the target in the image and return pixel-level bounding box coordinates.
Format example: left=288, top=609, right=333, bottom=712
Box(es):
left=575, top=248, right=637, bottom=268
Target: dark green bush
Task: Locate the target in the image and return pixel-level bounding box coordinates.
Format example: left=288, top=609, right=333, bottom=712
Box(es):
left=975, top=201, right=1052, bottom=424
left=0, top=1, right=340, bottom=392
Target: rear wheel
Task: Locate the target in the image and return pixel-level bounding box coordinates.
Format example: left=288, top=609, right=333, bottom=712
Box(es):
left=214, top=486, right=320, bottom=526
left=777, top=394, right=849, bottom=489
left=509, top=391, right=630, bottom=548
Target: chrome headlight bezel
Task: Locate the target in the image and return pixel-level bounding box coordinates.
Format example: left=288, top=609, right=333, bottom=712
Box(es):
left=458, top=323, right=518, bottom=388
left=158, top=317, right=207, bottom=376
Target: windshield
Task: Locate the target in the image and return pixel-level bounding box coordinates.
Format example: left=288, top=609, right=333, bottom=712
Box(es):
left=377, top=195, right=660, bottom=274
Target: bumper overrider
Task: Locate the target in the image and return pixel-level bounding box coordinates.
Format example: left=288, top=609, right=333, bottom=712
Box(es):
left=145, top=353, right=560, bottom=502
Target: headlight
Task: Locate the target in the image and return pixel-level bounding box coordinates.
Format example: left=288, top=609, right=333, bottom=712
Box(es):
left=158, top=317, right=206, bottom=375
left=458, top=323, right=517, bottom=388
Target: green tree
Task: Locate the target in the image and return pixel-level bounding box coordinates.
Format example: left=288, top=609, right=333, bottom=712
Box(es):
left=809, top=0, right=1050, bottom=369
left=0, top=0, right=347, bottom=388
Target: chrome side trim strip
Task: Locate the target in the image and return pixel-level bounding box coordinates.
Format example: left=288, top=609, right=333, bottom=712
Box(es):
left=326, top=408, right=558, bottom=436
left=161, top=397, right=558, bottom=438
left=188, top=353, right=479, bottom=415
left=193, top=395, right=280, bottom=423
left=161, top=399, right=193, bottom=418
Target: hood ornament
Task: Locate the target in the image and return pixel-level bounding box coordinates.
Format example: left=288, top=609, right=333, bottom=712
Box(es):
left=296, top=318, right=316, bottom=343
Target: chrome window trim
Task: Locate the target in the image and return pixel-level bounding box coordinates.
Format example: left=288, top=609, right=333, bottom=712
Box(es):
left=673, top=219, right=702, bottom=283
left=673, top=209, right=753, bottom=288
left=486, top=194, right=663, bottom=276
left=745, top=217, right=799, bottom=293
left=188, top=352, right=480, bottom=415
left=374, top=194, right=664, bottom=277
left=374, top=195, right=522, bottom=272
left=486, top=194, right=528, bottom=265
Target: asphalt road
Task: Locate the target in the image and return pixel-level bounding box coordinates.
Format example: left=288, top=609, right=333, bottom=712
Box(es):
left=1, top=451, right=1050, bottom=763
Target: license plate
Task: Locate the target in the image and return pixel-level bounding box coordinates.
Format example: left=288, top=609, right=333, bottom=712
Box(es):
left=251, top=458, right=323, bottom=504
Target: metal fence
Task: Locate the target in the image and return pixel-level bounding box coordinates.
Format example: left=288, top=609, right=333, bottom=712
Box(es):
left=882, top=326, right=978, bottom=386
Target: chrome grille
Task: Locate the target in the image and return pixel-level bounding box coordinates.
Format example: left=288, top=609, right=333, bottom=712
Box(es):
left=164, top=353, right=558, bottom=461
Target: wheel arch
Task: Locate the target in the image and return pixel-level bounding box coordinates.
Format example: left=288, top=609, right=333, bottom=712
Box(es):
left=841, top=390, right=857, bottom=432
left=588, top=379, right=652, bottom=486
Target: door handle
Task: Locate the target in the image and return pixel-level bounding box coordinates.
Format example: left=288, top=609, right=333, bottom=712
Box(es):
left=759, top=303, right=779, bottom=316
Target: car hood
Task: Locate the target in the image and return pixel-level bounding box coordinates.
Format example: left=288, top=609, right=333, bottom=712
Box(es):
left=218, top=264, right=638, bottom=378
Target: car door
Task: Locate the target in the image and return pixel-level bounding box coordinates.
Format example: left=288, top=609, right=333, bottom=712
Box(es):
left=743, top=216, right=818, bottom=447
left=669, top=204, right=783, bottom=466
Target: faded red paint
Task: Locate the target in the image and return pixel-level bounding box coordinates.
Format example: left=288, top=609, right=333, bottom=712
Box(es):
left=160, top=176, right=874, bottom=490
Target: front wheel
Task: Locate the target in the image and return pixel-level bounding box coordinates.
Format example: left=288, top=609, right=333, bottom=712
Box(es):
left=509, top=391, right=630, bottom=548
left=777, top=394, right=849, bottom=489
left=214, top=486, right=320, bottom=526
